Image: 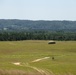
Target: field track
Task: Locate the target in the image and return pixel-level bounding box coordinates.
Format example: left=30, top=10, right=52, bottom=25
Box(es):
left=12, top=57, right=52, bottom=75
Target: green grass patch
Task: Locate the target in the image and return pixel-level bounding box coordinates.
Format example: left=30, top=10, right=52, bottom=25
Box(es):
left=0, top=40, right=76, bottom=75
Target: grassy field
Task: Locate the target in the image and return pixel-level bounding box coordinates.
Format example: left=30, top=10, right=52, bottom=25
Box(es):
left=0, top=40, right=76, bottom=75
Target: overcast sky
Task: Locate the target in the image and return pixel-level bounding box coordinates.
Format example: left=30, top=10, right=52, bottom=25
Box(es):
left=0, top=0, right=76, bottom=20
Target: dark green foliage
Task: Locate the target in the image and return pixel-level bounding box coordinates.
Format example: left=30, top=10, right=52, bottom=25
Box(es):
left=0, top=31, right=76, bottom=41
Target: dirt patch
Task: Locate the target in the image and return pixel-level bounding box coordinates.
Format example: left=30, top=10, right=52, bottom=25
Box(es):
left=12, top=62, right=21, bottom=65
left=32, top=57, right=50, bottom=62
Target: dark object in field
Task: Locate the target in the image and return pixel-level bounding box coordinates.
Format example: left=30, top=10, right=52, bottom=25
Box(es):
left=48, top=41, right=56, bottom=44
left=52, top=57, right=54, bottom=60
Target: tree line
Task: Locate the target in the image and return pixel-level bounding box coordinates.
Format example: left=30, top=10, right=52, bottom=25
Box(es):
left=0, top=31, right=76, bottom=41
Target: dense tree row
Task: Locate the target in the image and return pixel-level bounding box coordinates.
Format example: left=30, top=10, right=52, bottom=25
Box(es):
left=0, top=31, right=76, bottom=41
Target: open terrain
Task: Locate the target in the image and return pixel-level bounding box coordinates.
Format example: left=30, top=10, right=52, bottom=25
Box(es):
left=0, top=40, right=76, bottom=75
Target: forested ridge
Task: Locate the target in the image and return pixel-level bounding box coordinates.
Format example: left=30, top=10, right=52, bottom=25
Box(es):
left=0, top=19, right=76, bottom=41
left=0, top=19, right=76, bottom=32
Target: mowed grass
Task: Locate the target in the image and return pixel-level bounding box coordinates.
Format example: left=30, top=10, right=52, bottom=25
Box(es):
left=0, top=40, right=76, bottom=75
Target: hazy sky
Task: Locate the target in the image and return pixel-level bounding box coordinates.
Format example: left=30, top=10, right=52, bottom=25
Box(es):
left=0, top=0, right=76, bottom=20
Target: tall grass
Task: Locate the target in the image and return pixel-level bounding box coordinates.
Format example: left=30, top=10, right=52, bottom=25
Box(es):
left=0, top=69, right=44, bottom=75
left=0, top=69, right=74, bottom=75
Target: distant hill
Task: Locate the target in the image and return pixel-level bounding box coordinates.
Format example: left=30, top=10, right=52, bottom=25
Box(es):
left=0, top=19, right=76, bottom=32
